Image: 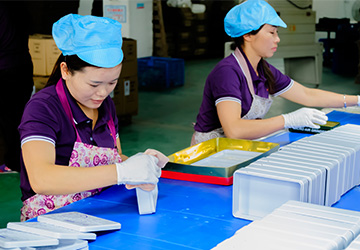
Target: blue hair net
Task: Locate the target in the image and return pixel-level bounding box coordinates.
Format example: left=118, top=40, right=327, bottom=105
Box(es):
left=224, top=0, right=287, bottom=38
left=52, top=14, right=123, bottom=68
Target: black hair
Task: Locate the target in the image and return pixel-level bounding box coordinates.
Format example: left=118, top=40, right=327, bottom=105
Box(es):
left=233, top=25, right=276, bottom=94
left=46, top=54, right=94, bottom=87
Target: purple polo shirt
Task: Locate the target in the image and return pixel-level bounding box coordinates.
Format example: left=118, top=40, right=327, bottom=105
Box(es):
left=18, top=80, right=119, bottom=201
left=194, top=51, right=293, bottom=132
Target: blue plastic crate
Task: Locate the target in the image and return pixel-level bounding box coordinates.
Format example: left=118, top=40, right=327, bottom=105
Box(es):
left=137, top=57, right=185, bottom=89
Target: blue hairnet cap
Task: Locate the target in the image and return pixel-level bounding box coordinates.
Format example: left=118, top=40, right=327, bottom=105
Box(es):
left=52, top=14, right=123, bottom=68
left=224, top=0, right=287, bottom=38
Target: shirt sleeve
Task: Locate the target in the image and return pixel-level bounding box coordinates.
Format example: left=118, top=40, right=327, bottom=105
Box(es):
left=267, top=63, right=293, bottom=97
left=19, top=98, right=63, bottom=147
left=210, top=65, right=243, bottom=105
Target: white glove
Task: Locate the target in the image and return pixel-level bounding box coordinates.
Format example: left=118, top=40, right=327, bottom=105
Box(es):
left=116, top=153, right=161, bottom=185
left=282, top=107, right=328, bottom=129
left=144, top=149, right=169, bottom=168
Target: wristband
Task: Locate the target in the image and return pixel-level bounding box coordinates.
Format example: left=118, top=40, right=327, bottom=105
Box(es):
left=358, top=95, right=360, bottom=106
left=343, top=94, right=347, bottom=108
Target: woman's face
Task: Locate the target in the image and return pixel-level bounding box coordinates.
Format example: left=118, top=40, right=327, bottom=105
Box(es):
left=246, top=24, right=280, bottom=59
left=61, top=63, right=122, bottom=110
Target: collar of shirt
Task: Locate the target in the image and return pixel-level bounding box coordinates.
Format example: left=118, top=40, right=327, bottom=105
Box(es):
left=62, top=79, right=110, bottom=129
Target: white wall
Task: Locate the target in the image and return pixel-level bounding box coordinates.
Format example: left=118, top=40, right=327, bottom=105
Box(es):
left=313, top=0, right=357, bottom=22
left=78, top=0, right=93, bottom=15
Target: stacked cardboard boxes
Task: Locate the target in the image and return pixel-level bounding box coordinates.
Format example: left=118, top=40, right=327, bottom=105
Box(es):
left=163, top=5, right=209, bottom=58
left=162, top=1, right=235, bottom=59
left=29, top=34, right=62, bottom=76
left=29, top=34, right=62, bottom=92
left=112, top=38, right=138, bottom=118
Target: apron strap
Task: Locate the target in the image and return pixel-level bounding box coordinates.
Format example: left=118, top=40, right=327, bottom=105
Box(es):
left=233, top=47, right=255, bottom=96
left=107, top=114, right=117, bottom=147
left=56, top=79, right=82, bottom=142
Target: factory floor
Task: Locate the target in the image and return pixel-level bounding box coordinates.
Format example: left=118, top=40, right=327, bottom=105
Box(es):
left=1, top=57, right=360, bottom=228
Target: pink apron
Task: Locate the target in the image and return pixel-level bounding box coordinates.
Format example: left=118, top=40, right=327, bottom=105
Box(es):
left=20, top=80, right=122, bottom=221
left=191, top=48, right=273, bottom=146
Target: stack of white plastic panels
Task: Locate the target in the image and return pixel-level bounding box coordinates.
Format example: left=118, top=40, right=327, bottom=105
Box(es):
left=346, top=234, right=360, bottom=249
left=0, top=212, right=121, bottom=249
left=214, top=200, right=360, bottom=250
left=233, top=124, right=360, bottom=220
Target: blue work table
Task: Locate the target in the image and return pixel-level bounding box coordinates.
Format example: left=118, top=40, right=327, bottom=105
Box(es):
left=30, top=111, right=360, bottom=249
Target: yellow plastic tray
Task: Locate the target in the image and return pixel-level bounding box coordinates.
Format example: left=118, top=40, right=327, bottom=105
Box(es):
left=165, top=137, right=280, bottom=178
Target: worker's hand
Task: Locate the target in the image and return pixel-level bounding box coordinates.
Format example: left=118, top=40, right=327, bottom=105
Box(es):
left=144, top=149, right=169, bottom=168
left=116, top=153, right=161, bottom=186
left=123, top=149, right=169, bottom=191
left=125, top=183, right=155, bottom=191
left=282, top=107, right=328, bottom=129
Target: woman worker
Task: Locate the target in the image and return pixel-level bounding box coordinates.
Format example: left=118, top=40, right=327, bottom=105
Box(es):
left=191, top=0, right=360, bottom=146
left=18, top=14, right=168, bottom=221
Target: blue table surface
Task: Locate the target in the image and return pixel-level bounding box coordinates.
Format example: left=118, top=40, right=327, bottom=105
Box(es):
left=31, top=111, right=360, bottom=250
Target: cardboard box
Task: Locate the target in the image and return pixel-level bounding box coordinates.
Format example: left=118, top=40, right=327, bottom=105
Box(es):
left=112, top=76, right=138, bottom=116
left=120, top=58, right=137, bottom=78
left=113, top=38, right=138, bottom=116
left=29, top=35, right=46, bottom=76
left=45, top=39, right=61, bottom=75
left=33, top=76, right=48, bottom=92
left=122, top=38, right=137, bottom=61
left=120, top=39, right=137, bottom=77
left=29, top=34, right=61, bottom=76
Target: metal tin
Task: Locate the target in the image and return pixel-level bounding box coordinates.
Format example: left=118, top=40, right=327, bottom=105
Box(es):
left=163, top=138, right=279, bottom=184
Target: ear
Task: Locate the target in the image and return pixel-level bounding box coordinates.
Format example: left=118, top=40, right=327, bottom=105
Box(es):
left=243, top=33, right=252, bottom=42
left=60, top=62, right=70, bottom=80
